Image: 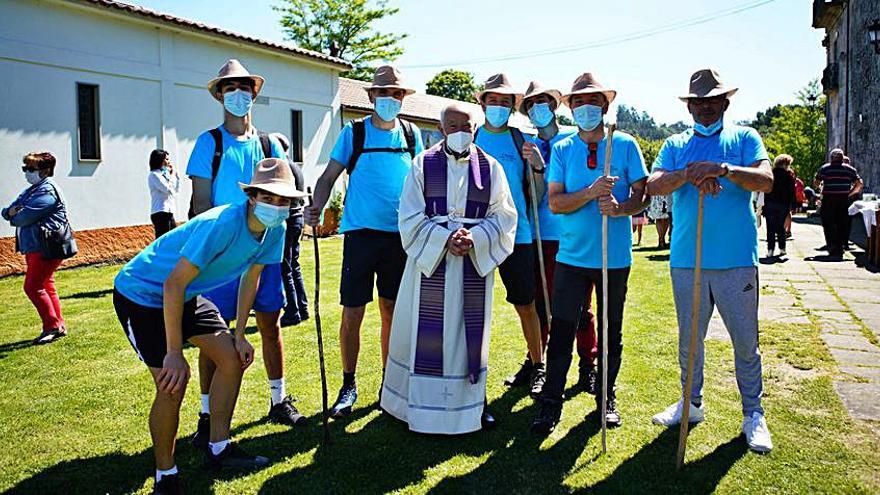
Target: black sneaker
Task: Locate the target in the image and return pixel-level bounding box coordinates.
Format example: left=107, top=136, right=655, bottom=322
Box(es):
left=206, top=442, right=269, bottom=470
left=481, top=408, right=497, bottom=430
left=299, top=310, right=310, bottom=322
left=152, top=474, right=180, bottom=495
left=268, top=396, right=307, bottom=426
left=578, top=365, right=598, bottom=395
left=33, top=328, right=66, bottom=345
left=597, top=398, right=622, bottom=428
left=504, top=358, right=533, bottom=387
left=191, top=413, right=210, bottom=449
left=279, top=312, right=301, bottom=327
left=531, top=400, right=562, bottom=435
left=529, top=363, right=546, bottom=399
left=330, top=383, right=358, bottom=418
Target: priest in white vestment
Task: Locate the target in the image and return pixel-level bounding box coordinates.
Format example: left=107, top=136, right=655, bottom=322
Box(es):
left=381, top=104, right=517, bottom=434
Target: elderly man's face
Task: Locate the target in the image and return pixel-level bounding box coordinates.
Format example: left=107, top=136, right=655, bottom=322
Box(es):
left=687, top=95, right=729, bottom=126
left=441, top=109, right=474, bottom=136
left=481, top=92, right=514, bottom=111
left=569, top=93, right=608, bottom=113
left=522, top=94, right=558, bottom=114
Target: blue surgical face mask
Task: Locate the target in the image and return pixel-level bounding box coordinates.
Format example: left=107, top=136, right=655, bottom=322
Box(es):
left=374, top=96, right=402, bottom=122
left=528, top=103, right=555, bottom=128
left=223, top=89, right=253, bottom=117
left=485, top=105, right=511, bottom=127
left=572, top=104, right=604, bottom=131
left=253, top=201, right=289, bottom=228
left=693, top=117, right=723, bottom=136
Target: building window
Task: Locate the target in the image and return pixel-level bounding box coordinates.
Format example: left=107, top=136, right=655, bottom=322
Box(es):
left=290, top=110, right=304, bottom=163
left=76, top=83, right=101, bottom=161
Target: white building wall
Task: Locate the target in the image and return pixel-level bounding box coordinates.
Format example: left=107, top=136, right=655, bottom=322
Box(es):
left=0, top=0, right=342, bottom=237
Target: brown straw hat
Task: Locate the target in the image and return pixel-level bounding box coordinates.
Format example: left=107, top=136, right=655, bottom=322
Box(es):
left=519, top=81, right=562, bottom=114
left=562, top=73, right=617, bottom=106
left=239, top=158, right=306, bottom=198
left=475, top=73, right=524, bottom=108
left=679, top=68, right=738, bottom=101
left=207, top=59, right=265, bottom=101
left=363, top=65, right=415, bottom=95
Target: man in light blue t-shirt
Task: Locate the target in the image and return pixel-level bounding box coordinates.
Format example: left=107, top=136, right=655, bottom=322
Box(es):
left=647, top=69, right=774, bottom=453
left=113, top=160, right=304, bottom=491
left=304, top=66, right=424, bottom=418
left=512, top=81, right=600, bottom=396
left=532, top=73, right=649, bottom=436
left=185, top=60, right=303, bottom=439
left=473, top=73, right=546, bottom=397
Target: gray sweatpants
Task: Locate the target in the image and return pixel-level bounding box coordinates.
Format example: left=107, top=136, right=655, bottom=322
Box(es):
left=671, top=267, right=764, bottom=416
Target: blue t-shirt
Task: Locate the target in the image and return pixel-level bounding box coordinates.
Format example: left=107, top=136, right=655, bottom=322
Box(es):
left=330, top=116, right=424, bottom=233
left=475, top=127, right=532, bottom=244
left=531, top=128, right=577, bottom=241
left=547, top=131, right=648, bottom=269
left=114, top=202, right=285, bottom=308
left=652, top=125, right=769, bottom=269
left=186, top=126, right=285, bottom=207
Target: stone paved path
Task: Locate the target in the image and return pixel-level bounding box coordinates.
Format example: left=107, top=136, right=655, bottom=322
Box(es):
left=707, top=218, right=880, bottom=421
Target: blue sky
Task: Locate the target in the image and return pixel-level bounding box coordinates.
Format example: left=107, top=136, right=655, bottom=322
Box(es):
left=127, top=0, right=826, bottom=125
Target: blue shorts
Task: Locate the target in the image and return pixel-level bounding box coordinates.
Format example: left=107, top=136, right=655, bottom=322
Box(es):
left=203, top=263, right=286, bottom=321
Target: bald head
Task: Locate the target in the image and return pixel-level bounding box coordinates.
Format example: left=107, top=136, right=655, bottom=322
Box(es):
left=440, top=104, right=474, bottom=136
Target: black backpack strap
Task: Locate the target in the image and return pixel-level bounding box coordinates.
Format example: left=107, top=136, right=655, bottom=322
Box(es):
left=347, top=119, right=367, bottom=175
left=399, top=118, right=416, bottom=159
left=208, top=127, right=224, bottom=181
left=258, top=131, right=273, bottom=159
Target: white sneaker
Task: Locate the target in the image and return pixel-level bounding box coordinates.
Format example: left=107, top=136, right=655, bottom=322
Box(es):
left=651, top=399, right=705, bottom=426
left=742, top=411, right=773, bottom=453
left=766, top=248, right=776, bottom=258
left=779, top=249, right=787, bottom=257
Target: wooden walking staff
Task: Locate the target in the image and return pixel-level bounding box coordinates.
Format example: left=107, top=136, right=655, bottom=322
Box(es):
left=528, top=164, right=551, bottom=332
left=676, top=191, right=705, bottom=468
left=307, top=187, right=331, bottom=445
left=600, top=122, right=616, bottom=454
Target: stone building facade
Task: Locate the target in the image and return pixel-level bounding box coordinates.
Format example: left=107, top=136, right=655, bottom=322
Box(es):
left=813, top=0, right=880, bottom=190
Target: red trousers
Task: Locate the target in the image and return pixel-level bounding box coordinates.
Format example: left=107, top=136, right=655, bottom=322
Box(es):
left=24, top=252, right=65, bottom=331
left=534, top=240, right=598, bottom=363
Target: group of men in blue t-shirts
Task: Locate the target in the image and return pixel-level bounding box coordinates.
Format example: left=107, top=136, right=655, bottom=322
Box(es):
left=113, top=60, right=777, bottom=493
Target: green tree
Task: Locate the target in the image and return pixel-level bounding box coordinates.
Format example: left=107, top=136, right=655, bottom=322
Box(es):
left=761, top=80, right=826, bottom=182
left=634, top=136, right=664, bottom=168
left=274, top=0, right=406, bottom=81
left=425, top=69, right=481, bottom=103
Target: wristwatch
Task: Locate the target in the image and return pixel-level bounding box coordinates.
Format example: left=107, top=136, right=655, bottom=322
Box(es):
left=720, top=163, right=731, bottom=177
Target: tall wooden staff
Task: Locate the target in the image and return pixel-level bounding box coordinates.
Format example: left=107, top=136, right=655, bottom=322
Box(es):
left=676, top=191, right=705, bottom=468
left=600, top=123, right=616, bottom=454
left=307, top=187, right=331, bottom=445
left=528, top=161, right=552, bottom=333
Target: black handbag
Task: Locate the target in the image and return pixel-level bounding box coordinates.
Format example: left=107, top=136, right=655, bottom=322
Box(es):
left=40, top=184, right=78, bottom=260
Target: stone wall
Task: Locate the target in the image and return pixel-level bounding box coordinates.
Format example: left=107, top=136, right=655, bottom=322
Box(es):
left=0, top=225, right=154, bottom=277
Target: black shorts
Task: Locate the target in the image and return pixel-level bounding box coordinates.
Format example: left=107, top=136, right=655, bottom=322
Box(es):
left=113, top=288, right=228, bottom=368
left=340, top=229, right=407, bottom=307
left=498, top=243, right=537, bottom=306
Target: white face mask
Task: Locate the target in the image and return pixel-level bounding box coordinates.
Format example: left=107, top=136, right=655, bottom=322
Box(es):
left=445, top=131, right=473, bottom=154
left=25, top=170, right=42, bottom=185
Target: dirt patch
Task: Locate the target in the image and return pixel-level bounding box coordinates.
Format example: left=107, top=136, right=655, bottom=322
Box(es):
left=1, top=225, right=154, bottom=277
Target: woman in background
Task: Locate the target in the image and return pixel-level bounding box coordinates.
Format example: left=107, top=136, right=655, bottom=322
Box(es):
left=763, top=154, right=796, bottom=258
left=148, top=149, right=180, bottom=238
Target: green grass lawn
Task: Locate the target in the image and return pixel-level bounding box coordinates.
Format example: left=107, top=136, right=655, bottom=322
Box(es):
left=1, top=229, right=879, bottom=494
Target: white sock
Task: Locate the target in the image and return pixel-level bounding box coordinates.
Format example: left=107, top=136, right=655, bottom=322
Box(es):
left=269, top=378, right=285, bottom=406
left=209, top=439, right=230, bottom=456
left=155, top=465, right=178, bottom=482
left=200, top=394, right=210, bottom=415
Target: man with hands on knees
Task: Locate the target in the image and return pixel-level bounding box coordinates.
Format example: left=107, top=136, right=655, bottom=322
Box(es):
left=113, top=159, right=305, bottom=494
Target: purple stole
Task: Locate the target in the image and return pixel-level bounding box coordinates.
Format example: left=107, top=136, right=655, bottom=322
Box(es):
left=413, top=144, right=491, bottom=384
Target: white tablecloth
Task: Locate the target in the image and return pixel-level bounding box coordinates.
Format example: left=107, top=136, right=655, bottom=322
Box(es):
left=849, top=200, right=880, bottom=236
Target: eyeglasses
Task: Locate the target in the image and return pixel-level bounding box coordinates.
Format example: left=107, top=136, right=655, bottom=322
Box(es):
left=21, top=166, right=39, bottom=172
left=587, top=143, right=598, bottom=169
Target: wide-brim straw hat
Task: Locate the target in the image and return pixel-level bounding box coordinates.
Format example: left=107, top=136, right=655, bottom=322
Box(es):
left=239, top=158, right=306, bottom=199
left=562, top=73, right=617, bottom=106
left=207, top=59, right=265, bottom=101
left=679, top=68, right=738, bottom=101
left=519, top=81, right=562, bottom=114
left=475, top=73, right=524, bottom=109
left=363, top=65, right=416, bottom=95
